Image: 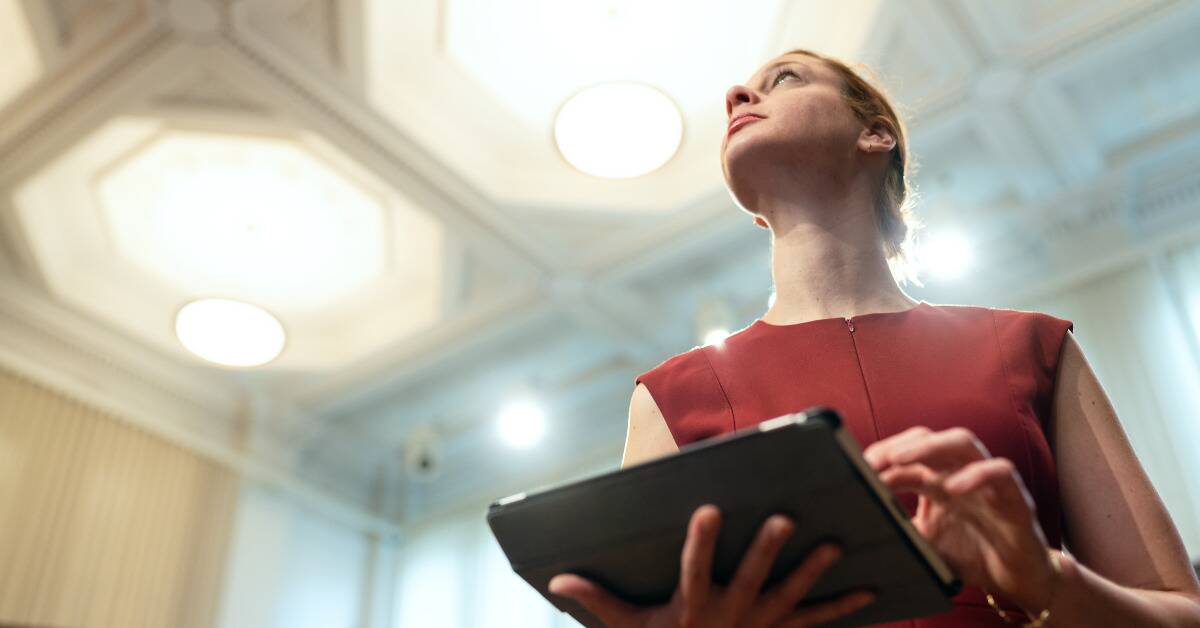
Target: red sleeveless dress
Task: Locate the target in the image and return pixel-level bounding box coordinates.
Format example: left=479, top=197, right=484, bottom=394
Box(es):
left=634, top=301, right=1074, bottom=627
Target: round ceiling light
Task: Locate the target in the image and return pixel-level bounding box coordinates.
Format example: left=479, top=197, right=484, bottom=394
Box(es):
left=916, top=230, right=974, bottom=281
left=554, top=82, right=683, bottom=179
left=496, top=400, right=547, bottom=449
left=175, top=298, right=286, bottom=367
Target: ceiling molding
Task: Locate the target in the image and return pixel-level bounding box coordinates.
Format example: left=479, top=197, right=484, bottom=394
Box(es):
left=281, top=280, right=548, bottom=425
left=230, top=0, right=365, bottom=96
left=0, top=274, right=236, bottom=416
left=0, top=3, right=164, bottom=158
left=222, top=27, right=553, bottom=277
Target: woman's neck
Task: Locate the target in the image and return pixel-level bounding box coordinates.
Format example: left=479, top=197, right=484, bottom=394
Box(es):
left=760, top=197, right=916, bottom=326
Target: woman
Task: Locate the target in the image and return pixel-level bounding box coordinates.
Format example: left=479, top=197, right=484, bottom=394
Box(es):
left=546, top=49, right=1200, bottom=627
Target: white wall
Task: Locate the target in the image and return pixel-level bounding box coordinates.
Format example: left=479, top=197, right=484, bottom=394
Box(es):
left=392, top=499, right=569, bottom=628
left=217, top=483, right=377, bottom=628
left=389, top=451, right=626, bottom=628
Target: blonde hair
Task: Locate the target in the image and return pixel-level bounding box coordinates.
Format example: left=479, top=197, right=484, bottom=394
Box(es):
left=784, top=49, right=921, bottom=282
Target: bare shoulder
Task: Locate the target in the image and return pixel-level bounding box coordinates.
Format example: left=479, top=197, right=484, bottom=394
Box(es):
left=620, top=382, right=680, bottom=469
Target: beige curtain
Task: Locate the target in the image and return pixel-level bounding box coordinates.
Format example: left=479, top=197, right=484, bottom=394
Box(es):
left=0, top=367, right=238, bottom=628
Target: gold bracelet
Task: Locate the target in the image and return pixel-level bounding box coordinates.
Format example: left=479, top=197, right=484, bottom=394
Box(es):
left=984, top=550, right=1062, bottom=628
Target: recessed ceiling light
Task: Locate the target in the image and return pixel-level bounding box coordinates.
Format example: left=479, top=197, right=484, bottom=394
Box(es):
left=496, top=400, right=547, bottom=449
left=175, top=298, right=286, bottom=367
left=703, top=328, right=731, bottom=346
left=554, top=82, right=683, bottom=179
left=917, top=230, right=974, bottom=281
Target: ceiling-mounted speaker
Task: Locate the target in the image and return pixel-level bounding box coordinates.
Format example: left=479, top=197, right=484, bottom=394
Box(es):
left=403, top=423, right=443, bottom=482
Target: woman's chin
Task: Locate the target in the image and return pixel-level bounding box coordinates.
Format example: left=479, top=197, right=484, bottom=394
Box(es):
left=721, top=131, right=782, bottom=174
left=721, top=177, right=761, bottom=214
left=722, top=153, right=771, bottom=195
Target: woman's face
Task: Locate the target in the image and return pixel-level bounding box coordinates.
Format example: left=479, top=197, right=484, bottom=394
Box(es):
left=720, top=53, right=867, bottom=217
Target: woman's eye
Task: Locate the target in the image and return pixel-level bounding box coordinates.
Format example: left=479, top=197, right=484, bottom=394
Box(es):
left=772, top=70, right=798, bottom=87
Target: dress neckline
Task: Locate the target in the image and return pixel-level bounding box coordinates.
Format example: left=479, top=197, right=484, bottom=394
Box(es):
left=751, top=300, right=930, bottom=331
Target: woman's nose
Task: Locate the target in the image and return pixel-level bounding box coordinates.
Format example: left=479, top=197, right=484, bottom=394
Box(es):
left=725, top=84, right=759, bottom=117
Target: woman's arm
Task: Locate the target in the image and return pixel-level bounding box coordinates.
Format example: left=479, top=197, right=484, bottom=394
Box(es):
left=1046, top=331, right=1200, bottom=626
left=620, top=383, right=680, bottom=469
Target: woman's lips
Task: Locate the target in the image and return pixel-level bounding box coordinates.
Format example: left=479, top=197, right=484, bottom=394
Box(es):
left=727, top=115, right=764, bottom=137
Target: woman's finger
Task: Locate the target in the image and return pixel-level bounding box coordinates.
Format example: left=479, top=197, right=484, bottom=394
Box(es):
left=678, top=504, right=721, bottom=608
left=887, top=458, right=1042, bottom=551
left=775, top=589, right=876, bottom=627
left=881, top=460, right=1029, bottom=525
left=878, top=462, right=946, bottom=498
left=758, top=542, right=842, bottom=619
left=863, top=426, right=933, bottom=470
left=547, top=573, right=638, bottom=626
left=940, top=456, right=1036, bottom=525
left=944, top=458, right=1036, bottom=513
left=883, top=427, right=990, bottom=472
left=725, top=514, right=795, bottom=610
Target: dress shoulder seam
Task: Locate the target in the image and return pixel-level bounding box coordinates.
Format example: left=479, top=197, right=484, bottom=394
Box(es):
left=697, top=346, right=737, bottom=433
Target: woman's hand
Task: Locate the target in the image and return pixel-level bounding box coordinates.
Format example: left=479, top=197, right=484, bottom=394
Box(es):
left=547, top=504, right=875, bottom=627
left=862, top=426, right=1061, bottom=613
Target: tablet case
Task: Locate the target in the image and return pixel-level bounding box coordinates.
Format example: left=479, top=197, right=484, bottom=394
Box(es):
left=487, top=406, right=961, bottom=627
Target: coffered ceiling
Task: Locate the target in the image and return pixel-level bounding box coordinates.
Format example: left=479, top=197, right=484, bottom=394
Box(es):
left=1, top=0, right=1198, bottom=532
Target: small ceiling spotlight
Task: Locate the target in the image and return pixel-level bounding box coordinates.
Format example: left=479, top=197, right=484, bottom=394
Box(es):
left=554, top=81, right=683, bottom=179
left=696, top=298, right=735, bottom=347
left=175, top=298, right=286, bottom=367
left=703, top=328, right=731, bottom=347
left=496, top=400, right=547, bottom=449
left=917, top=230, right=974, bottom=281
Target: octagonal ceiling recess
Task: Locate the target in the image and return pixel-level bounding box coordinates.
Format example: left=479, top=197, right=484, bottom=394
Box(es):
left=365, top=0, right=789, bottom=210
left=14, top=117, right=445, bottom=370
left=98, top=130, right=387, bottom=312
left=443, top=0, right=774, bottom=128
left=0, top=0, right=42, bottom=111
left=366, top=0, right=887, bottom=210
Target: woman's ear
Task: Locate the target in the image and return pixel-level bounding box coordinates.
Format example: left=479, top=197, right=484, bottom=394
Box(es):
left=859, top=120, right=896, bottom=153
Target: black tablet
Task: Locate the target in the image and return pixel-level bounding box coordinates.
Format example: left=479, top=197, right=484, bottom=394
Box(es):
left=486, top=406, right=961, bottom=627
